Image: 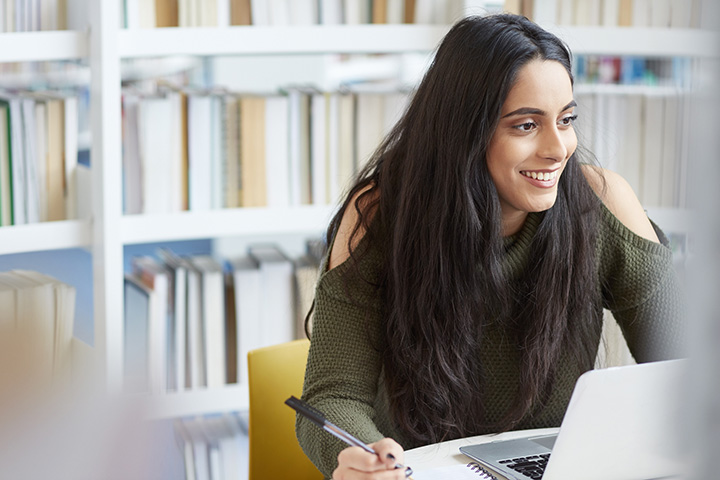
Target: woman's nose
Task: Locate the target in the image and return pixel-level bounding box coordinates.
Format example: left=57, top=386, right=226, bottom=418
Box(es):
left=538, top=126, right=568, bottom=162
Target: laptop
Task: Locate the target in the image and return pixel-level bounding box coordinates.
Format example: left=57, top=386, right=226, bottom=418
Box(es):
left=459, top=359, right=687, bottom=480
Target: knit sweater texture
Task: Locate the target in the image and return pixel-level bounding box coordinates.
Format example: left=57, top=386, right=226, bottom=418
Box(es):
left=297, top=203, right=685, bottom=478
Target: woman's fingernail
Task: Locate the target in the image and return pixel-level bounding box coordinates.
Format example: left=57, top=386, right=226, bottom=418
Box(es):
left=386, top=453, right=396, bottom=460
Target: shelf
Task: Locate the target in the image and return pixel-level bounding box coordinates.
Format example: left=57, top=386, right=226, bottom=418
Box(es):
left=118, top=24, right=450, bottom=58
left=120, top=205, right=335, bottom=244
left=144, top=383, right=249, bottom=419
left=549, top=26, right=720, bottom=58
left=574, top=84, right=687, bottom=96
left=0, top=220, right=92, bottom=255
left=0, top=31, right=89, bottom=62
left=117, top=25, right=720, bottom=60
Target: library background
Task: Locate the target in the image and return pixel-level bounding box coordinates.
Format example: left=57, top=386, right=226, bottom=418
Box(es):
left=0, top=0, right=718, bottom=478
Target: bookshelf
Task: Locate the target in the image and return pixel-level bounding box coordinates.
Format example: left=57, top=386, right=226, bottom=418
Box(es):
left=0, top=0, right=716, bottom=421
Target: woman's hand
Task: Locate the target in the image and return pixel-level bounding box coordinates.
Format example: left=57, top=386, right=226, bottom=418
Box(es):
left=332, top=438, right=408, bottom=479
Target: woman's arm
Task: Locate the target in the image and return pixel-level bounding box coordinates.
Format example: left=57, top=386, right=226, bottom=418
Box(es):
left=297, top=188, right=402, bottom=478
left=583, top=166, right=687, bottom=362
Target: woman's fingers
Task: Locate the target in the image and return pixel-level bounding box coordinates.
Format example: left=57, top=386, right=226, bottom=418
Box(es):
left=369, top=438, right=406, bottom=470
left=333, top=438, right=408, bottom=480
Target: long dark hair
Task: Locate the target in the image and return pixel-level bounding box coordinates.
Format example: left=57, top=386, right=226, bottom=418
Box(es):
left=320, top=14, right=603, bottom=445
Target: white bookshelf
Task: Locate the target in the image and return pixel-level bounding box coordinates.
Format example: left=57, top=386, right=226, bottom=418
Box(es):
left=121, top=206, right=334, bottom=244
left=146, top=384, right=249, bottom=420
left=0, top=1, right=716, bottom=420
left=0, top=220, right=91, bottom=255
left=0, top=30, right=88, bottom=62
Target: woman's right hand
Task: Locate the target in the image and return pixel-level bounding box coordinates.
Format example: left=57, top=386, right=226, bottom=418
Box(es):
left=332, top=438, right=409, bottom=480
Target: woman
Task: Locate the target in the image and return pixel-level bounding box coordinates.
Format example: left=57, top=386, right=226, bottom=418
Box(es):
left=297, top=14, right=684, bottom=480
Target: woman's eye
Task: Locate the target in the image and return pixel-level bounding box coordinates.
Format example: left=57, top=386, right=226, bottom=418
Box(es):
left=514, top=122, right=536, bottom=131
left=559, top=114, right=578, bottom=126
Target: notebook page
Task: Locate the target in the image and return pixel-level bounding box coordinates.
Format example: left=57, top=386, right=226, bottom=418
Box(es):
left=412, top=463, right=502, bottom=480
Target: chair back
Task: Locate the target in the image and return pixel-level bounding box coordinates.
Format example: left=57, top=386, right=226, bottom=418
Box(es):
left=247, top=339, right=323, bottom=480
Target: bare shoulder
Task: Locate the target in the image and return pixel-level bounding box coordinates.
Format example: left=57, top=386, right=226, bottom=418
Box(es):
left=328, top=185, right=379, bottom=270
left=581, top=165, right=659, bottom=243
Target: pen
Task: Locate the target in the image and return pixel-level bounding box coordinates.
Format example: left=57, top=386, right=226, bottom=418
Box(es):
left=286, top=395, right=413, bottom=478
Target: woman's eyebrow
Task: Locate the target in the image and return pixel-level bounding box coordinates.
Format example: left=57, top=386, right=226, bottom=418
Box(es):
left=501, top=100, right=577, bottom=119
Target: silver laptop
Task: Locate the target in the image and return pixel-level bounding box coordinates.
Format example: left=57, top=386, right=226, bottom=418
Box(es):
left=460, top=359, right=687, bottom=480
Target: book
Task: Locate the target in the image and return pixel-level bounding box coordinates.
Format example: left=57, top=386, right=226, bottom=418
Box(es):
left=121, top=92, right=142, bottom=214
left=355, top=92, right=385, bottom=172
left=632, top=0, right=650, bottom=27
left=137, top=93, right=177, bottom=214
left=32, top=99, right=47, bottom=222
left=184, top=256, right=206, bottom=388
left=155, top=0, right=179, bottom=26
left=188, top=92, right=213, bottom=211
left=0, top=102, right=12, bottom=225
left=373, top=0, right=388, bottom=23
left=45, top=95, right=65, bottom=221
left=230, top=0, right=252, bottom=24
left=240, top=95, right=267, bottom=207
left=248, top=244, right=295, bottom=348
left=20, top=97, right=40, bottom=224
left=13, top=270, right=76, bottom=376
left=618, top=0, right=633, bottom=26
left=660, top=93, right=679, bottom=207
left=319, top=0, right=343, bottom=24
left=310, top=92, right=328, bottom=206
left=557, top=0, right=574, bottom=25
left=188, top=255, right=226, bottom=389
left=337, top=92, right=356, bottom=197
left=158, top=248, right=189, bottom=391
left=618, top=94, right=644, bottom=201
left=287, top=89, right=311, bottom=205
left=123, top=274, right=151, bottom=392
left=230, top=255, right=261, bottom=384
left=649, top=0, right=671, bottom=28
left=386, top=0, right=404, bottom=24
left=222, top=94, right=240, bottom=208
left=132, top=256, right=170, bottom=393
left=641, top=94, right=664, bottom=207
left=209, top=93, right=224, bottom=210
left=264, top=94, right=291, bottom=207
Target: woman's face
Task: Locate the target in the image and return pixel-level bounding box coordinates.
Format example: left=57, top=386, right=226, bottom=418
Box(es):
left=486, top=59, right=577, bottom=235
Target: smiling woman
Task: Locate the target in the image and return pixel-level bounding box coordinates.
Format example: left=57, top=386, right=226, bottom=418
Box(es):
left=486, top=60, right=578, bottom=235
left=295, top=13, right=685, bottom=480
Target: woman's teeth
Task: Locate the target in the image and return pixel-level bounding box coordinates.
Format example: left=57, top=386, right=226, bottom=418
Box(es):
left=521, top=170, right=557, bottom=181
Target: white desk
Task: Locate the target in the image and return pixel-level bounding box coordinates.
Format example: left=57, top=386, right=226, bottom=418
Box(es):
left=404, top=427, right=559, bottom=472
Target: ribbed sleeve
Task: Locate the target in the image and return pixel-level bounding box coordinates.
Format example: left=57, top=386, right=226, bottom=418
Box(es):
left=598, top=205, right=687, bottom=361
left=296, top=242, right=390, bottom=478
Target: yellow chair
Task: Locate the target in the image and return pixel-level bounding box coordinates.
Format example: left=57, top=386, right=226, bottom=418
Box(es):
left=247, top=339, right=324, bottom=480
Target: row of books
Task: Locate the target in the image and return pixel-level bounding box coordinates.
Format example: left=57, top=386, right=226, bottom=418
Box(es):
left=122, top=85, right=409, bottom=214
left=575, top=90, right=689, bottom=209
left=123, top=241, right=324, bottom=394
left=0, top=269, right=76, bottom=380
left=548, top=0, right=708, bottom=29
left=0, top=0, right=86, bottom=33
left=574, top=55, right=692, bottom=88
left=0, top=89, right=85, bottom=226
left=175, top=414, right=247, bottom=480
left=123, top=0, right=470, bottom=28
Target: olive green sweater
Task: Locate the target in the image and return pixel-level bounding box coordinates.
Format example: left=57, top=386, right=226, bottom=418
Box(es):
left=297, top=204, right=685, bottom=478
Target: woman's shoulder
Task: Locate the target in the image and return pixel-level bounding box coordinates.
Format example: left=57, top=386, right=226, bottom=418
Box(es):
left=580, top=165, right=660, bottom=244
left=328, top=185, right=380, bottom=270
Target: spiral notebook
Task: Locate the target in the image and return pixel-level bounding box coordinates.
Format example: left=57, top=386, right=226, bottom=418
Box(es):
left=411, top=462, right=508, bottom=480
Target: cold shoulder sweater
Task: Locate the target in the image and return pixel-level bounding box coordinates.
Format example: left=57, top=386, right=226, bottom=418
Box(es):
left=297, top=204, right=685, bottom=478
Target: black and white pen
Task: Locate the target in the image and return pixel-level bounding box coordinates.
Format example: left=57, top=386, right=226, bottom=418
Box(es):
left=286, top=395, right=413, bottom=478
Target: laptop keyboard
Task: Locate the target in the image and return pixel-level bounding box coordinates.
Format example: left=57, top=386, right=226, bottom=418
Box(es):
left=498, top=453, right=550, bottom=479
